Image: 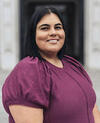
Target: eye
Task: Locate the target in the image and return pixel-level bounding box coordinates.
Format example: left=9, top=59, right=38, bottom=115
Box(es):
left=40, top=27, right=49, bottom=31
left=55, top=26, right=62, bottom=30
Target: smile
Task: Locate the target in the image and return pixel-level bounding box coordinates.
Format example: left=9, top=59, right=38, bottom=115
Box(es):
left=47, top=39, right=59, bottom=44
left=47, top=39, right=59, bottom=42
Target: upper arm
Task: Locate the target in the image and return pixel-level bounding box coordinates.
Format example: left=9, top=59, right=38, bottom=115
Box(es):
left=93, top=104, right=100, bottom=123
left=9, top=105, right=43, bottom=123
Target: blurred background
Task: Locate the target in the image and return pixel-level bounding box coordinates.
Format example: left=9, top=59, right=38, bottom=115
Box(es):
left=0, top=0, right=100, bottom=122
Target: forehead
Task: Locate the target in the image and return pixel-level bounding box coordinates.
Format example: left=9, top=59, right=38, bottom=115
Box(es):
left=37, top=13, right=62, bottom=26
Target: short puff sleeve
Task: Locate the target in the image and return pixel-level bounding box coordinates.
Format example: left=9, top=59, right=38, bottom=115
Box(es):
left=2, top=56, right=51, bottom=114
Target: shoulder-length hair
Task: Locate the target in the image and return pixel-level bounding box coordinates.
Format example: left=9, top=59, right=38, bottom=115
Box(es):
left=24, top=6, right=67, bottom=60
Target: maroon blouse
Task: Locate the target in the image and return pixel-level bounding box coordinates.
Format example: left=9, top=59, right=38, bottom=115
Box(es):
left=2, top=55, right=96, bottom=123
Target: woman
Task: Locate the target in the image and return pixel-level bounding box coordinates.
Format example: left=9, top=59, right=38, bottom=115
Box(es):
left=2, top=6, right=100, bottom=123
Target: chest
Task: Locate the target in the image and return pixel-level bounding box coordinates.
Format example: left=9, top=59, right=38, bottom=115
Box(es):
left=44, top=69, right=96, bottom=123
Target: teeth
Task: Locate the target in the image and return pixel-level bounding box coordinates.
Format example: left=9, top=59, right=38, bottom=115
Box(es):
left=48, top=40, right=57, bottom=43
left=49, top=40, right=57, bottom=41
left=48, top=40, right=58, bottom=43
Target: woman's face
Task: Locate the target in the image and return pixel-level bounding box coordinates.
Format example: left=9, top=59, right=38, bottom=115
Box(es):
left=36, top=13, right=65, bottom=57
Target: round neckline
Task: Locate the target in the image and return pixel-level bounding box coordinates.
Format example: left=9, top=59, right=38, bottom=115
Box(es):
left=43, top=58, right=65, bottom=70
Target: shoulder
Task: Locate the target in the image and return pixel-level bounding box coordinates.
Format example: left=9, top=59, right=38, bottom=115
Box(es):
left=17, top=56, right=40, bottom=68
left=13, top=56, right=41, bottom=73
left=6, top=56, right=42, bottom=81
left=63, top=55, right=93, bottom=85
left=3, top=56, right=46, bottom=94
left=63, top=55, right=82, bottom=68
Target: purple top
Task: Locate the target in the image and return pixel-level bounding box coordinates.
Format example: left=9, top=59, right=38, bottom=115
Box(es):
left=2, top=55, right=96, bottom=123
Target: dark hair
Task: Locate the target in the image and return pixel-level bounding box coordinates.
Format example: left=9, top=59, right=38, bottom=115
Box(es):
left=24, top=6, right=67, bottom=60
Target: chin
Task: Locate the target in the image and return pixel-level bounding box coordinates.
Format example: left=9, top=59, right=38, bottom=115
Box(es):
left=46, top=48, right=61, bottom=54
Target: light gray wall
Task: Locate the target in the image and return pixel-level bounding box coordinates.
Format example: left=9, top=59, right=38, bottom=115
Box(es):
left=0, top=0, right=19, bottom=71
left=84, top=0, right=100, bottom=69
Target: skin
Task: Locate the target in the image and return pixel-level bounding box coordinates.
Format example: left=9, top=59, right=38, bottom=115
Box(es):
left=9, top=13, right=100, bottom=123
left=93, top=104, right=100, bottom=123
left=9, top=105, right=43, bottom=123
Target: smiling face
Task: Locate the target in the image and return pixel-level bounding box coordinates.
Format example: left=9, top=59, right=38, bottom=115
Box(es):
left=36, top=13, right=65, bottom=57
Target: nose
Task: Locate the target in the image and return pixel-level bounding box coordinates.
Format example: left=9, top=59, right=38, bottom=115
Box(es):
left=49, top=28, right=56, bottom=37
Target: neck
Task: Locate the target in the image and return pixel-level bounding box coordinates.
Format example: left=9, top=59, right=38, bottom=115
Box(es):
left=39, top=52, right=63, bottom=68
left=39, top=51, right=59, bottom=62
left=42, top=55, right=59, bottom=62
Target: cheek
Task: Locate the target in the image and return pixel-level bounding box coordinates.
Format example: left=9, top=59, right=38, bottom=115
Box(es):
left=59, top=31, right=65, bottom=41
left=36, top=31, right=48, bottom=42
left=35, top=31, right=48, bottom=49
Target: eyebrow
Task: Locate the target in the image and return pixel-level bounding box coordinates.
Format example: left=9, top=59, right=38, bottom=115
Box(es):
left=55, top=23, right=63, bottom=26
left=39, top=24, right=49, bottom=28
left=39, top=23, right=63, bottom=28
